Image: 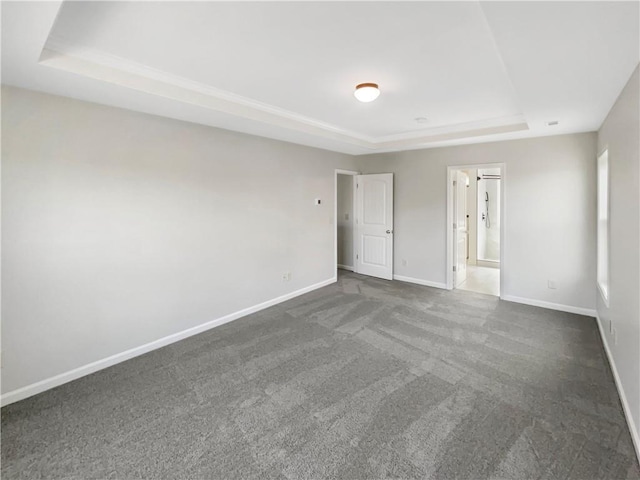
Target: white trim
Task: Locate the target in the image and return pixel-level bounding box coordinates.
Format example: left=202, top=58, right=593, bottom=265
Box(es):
left=393, top=275, right=447, bottom=290
left=40, top=38, right=528, bottom=152
left=501, top=294, right=596, bottom=317
left=335, top=169, right=359, bottom=279
left=595, top=314, right=640, bottom=463
left=477, top=259, right=500, bottom=269
left=337, top=264, right=354, bottom=272
left=596, top=149, right=610, bottom=308
left=446, top=163, right=506, bottom=298
left=0, top=277, right=336, bottom=407
left=41, top=39, right=372, bottom=148
left=597, top=282, right=610, bottom=308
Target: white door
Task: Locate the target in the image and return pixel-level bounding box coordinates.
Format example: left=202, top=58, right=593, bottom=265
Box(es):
left=355, top=173, right=394, bottom=280
left=453, top=171, right=468, bottom=287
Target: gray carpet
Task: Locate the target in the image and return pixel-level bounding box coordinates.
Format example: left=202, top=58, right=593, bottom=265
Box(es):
left=2, top=271, right=639, bottom=479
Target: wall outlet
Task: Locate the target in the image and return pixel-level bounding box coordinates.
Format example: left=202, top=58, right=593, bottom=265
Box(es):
left=402, top=259, right=408, bottom=267
left=282, top=272, right=291, bottom=282
left=547, top=280, right=557, bottom=289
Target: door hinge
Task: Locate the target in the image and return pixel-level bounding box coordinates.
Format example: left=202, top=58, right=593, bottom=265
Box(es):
left=453, top=223, right=457, bottom=229
left=453, top=266, right=457, bottom=272
left=356, top=183, right=359, bottom=189
left=453, top=180, right=457, bottom=186
left=356, top=254, right=359, bottom=260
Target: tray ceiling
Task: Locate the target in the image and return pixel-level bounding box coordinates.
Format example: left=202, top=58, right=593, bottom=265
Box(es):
left=2, top=1, right=638, bottom=155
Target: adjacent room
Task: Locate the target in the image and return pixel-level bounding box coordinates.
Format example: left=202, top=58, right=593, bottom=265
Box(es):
left=450, top=166, right=503, bottom=297
left=2, top=2, right=639, bottom=479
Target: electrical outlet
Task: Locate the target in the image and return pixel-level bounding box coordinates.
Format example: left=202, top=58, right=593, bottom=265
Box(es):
left=402, top=259, right=408, bottom=267
left=547, top=280, right=557, bottom=289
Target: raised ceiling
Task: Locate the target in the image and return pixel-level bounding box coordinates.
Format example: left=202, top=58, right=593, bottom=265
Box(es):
left=2, top=1, right=639, bottom=155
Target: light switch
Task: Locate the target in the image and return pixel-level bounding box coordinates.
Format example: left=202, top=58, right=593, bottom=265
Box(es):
left=315, top=198, right=321, bottom=205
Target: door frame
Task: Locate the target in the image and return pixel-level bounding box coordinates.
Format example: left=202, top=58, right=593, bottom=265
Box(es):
left=335, top=169, right=359, bottom=278
left=446, top=163, right=506, bottom=297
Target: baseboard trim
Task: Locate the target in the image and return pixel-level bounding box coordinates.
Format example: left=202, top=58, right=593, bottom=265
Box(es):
left=1, top=277, right=337, bottom=407
left=595, top=314, right=640, bottom=463
left=393, top=275, right=447, bottom=290
left=337, top=264, right=354, bottom=272
left=477, top=260, right=500, bottom=269
left=501, top=295, right=596, bottom=317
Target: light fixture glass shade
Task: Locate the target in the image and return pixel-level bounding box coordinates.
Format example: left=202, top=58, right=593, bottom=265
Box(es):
left=354, top=83, right=380, bottom=102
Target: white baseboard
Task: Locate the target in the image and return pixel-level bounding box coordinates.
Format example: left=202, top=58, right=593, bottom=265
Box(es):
left=477, top=259, right=500, bottom=269
left=1, top=277, right=337, bottom=407
left=337, top=264, right=354, bottom=272
left=595, top=314, right=640, bottom=463
left=500, top=295, right=596, bottom=317
left=393, top=275, right=447, bottom=290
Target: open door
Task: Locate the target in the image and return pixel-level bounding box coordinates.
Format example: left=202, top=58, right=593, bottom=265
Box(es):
left=355, top=173, right=394, bottom=280
left=453, top=171, right=468, bottom=287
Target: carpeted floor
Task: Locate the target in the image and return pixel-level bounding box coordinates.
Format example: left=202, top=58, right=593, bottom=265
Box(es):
left=2, top=271, right=639, bottom=479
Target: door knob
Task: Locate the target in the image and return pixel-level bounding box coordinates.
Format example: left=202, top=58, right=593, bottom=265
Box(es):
left=386, top=230, right=393, bottom=234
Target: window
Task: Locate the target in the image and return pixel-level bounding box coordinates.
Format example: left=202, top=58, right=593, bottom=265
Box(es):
left=597, top=150, right=609, bottom=305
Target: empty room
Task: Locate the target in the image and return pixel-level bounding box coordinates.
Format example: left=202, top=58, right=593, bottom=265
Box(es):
left=2, top=2, right=639, bottom=479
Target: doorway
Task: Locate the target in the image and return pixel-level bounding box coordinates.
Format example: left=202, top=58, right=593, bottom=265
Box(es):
left=336, top=171, right=357, bottom=273
left=335, top=170, right=394, bottom=281
left=447, top=164, right=504, bottom=296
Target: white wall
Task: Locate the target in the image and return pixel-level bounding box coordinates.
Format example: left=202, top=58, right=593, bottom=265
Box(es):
left=355, top=133, right=597, bottom=311
left=477, top=168, right=501, bottom=263
left=1, top=86, right=356, bottom=396
left=596, top=64, right=640, bottom=454
left=336, top=174, right=354, bottom=269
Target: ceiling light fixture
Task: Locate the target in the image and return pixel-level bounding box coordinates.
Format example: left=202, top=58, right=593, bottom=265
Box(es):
left=354, top=83, right=380, bottom=103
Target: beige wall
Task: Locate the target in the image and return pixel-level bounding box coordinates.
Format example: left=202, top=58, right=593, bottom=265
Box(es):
left=1, top=84, right=616, bottom=410
left=1, top=86, right=356, bottom=395
left=355, top=132, right=597, bottom=311
left=596, top=64, right=640, bottom=448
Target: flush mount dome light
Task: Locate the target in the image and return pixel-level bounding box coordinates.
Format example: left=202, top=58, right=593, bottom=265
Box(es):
left=354, top=83, right=380, bottom=102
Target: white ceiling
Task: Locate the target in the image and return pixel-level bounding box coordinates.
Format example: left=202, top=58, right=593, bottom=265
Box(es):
left=2, top=1, right=639, bottom=155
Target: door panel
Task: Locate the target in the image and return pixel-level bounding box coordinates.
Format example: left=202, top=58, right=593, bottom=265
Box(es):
left=363, top=180, right=387, bottom=224
left=362, top=234, right=386, bottom=266
left=356, top=174, right=393, bottom=280
left=454, top=171, right=468, bottom=287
